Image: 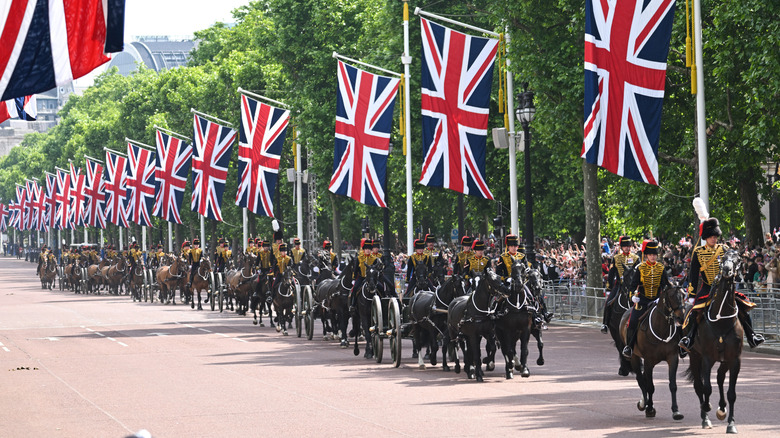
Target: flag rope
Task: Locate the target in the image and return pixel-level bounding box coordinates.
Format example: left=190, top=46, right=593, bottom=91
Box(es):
left=399, top=75, right=406, bottom=155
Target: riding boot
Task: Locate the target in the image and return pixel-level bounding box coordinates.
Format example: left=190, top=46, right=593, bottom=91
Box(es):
left=601, top=305, right=611, bottom=334
left=678, top=316, right=698, bottom=357
left=348, top=290, right=357, bottom=315
left=538, top=294, right=553, bottom=323
left=738, top=312, right=765, bottom=348
left=622, top=327, right=636, bottom=358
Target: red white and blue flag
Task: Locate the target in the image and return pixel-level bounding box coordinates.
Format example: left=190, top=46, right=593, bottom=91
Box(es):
left=0, top=202, right=8, bottom=232
left=26, top=180, right=39, bottom=230
left=84, top=158, right=106, bottom=229
left=69, top=162, right=86, bottom=227
left=7, top=201, right=20, bottom=230
left=154, top=130, right=192, bottom=224
left=0, top=96, right=37, bottom=123
left=104, top=149, right=129, bottom=228
left=16, top=184, right=30, bottom=231
left=32, top=180, right=47, bottom=232
left=54, top=168, right=71, bottom=230
left=44, top=172, right=57, bottom=231
left=126, top=143, right=156, bottom=227
left=581, top=0, right=676, bottom=185
left=191, top=114, right=236, bottom=222
left=329, top=60, right=399, bottom=208
left=419, top=18, right=498, bottom=200
left=236, top=95, right=289, bottom=217
left=0, top=0, right=125, bottom=101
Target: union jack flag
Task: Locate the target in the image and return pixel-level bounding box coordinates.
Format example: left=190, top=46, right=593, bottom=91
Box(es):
left=191, top=114, right=236, bottom=222
left=104, top=150, right=129, bottom=227
left=329, top=60, right=399, bottom=207
left=581, top=0, right=676, bottom=185
left=0, top=96, right=37, bottom=123
left=25, top=180, right=38, bottom=230
left=55, top=169, right=71, bottom=230
left=154, top=130, right=192, bottom=224
left=0, top=202, right=8, bottom=232
left=126, top=143, right=156, bottom=227
left=419, top=18, right=498, bottom=200
left=236, top=95, right=289, bottom=217
left=16, top=185, right=29, bottom=231
left=44, top=172, right=57, bottom=231
left=7, top=201, right=20, bottom=230
left=69, top=162, right=86, bottom=227
left=84, top=158, right=106, bottom=228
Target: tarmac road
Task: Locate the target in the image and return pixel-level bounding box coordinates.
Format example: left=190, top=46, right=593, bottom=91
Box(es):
left=1, top=257, right=779, bottom=438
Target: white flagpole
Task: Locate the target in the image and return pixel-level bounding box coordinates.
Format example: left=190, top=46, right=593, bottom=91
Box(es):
left=506, top=30, right=519, bottom=235
left=243, top=208, right=248, bottom=252
left=57, top=229, right=60, bottom=260
left=296, top=133, right=303, bottom=241
left=83, top=227, right=87, bottom=243
left=693, top=0, right=708, bottom=209
left=119, top=227, right=123, bottom=251
left=100, top=229, right=103, bottom=248
left=142, top=225, right=147, bottom=251
left=168, top=222, right=173, bottom=252
left=403, top=0, right=414, bottom=254
left=200, top=216, right=205, bottom=249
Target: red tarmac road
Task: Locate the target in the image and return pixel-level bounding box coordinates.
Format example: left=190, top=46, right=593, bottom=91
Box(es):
left=1, top=257, right=779, bottom=438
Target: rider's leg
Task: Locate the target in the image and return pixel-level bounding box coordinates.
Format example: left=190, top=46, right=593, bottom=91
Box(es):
left=678, top=309, right=700, bottom=355
left=349, top=278, right=364, bottom=312
left=737, top=304, right=765, bottom=348
left=622, top=308, right=640, bottom=358
left=601, top=287, right=617, bottom=333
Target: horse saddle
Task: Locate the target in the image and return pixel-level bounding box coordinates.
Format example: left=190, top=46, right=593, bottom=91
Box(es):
left=607, top=290, right=624, bottom=307
left=637, top=301, right=658, bottom=326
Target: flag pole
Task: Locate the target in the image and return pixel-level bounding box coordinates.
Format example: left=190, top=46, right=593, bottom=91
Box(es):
left=200, top=216, right=205, bottom=251
left=242, top=209, right=248, bottom=252
left=403, top=1, right=414, bottom=254
left=168, top=222, right=173, bottom=252
left=142, top=225, right=147, bottom=251
left=125, top=137, right=156, bottom=151
left=693, top=0, right=708, bottom=209
left=191, top=108, right=234, bottom=127
left=296, top=131, right=303, bottom=241
left=119, top=228, right=123, bottom=251
left=506, top=29, right=519, bottom=236
left=153, top=125, right=192, bottom=142
left=236, top=88, right=291, bottom=109
left=415, top=7, right=500, bottom=37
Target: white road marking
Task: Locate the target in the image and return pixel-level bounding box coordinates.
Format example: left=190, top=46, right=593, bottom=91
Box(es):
left=95, top=332, right=105, bottom=337
left=2, top=347, right=9, bottom=352
left=184, top=324, right=195, bottom=328
left=217, top=333, right=230, bottom=338
left=198, top=328, right=211, bottom=333
left=85, top=328, right=95, bottom=332
left=234, top=338, right=248, bottom=343
left=107, top=337, right=116, bottom=342
left=117, top=342, right=128, bottom=347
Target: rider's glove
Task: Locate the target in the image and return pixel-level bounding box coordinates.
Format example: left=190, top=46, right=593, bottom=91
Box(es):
left=631, top=294, right=640, bottom=304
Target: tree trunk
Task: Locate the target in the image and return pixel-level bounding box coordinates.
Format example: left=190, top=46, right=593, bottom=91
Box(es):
left=583, top=161, right=602, bottom=307
left=209, top=219, right=218, bottom=257
left=739, top=175, right=764, bottom=246
left=330, top=193, right=342, bottom=258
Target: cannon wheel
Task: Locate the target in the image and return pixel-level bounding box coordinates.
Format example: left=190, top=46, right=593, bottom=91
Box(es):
left=148, top=269, right=156, bottom=303
left=209, top=272, right=216, bottom=311
left=371, top=295, right=384, bottom=364
left=304, top=286, right=315, bottom=340
left=58, top=267, right=64, bottom=291
left=389, top=298, right=402, bottom=368
left=294, top=282, right=303, bottom=337
left=217, top=273, right=224, bottom=313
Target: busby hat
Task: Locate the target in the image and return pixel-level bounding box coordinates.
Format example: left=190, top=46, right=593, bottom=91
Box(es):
left=425, top=234, right=435, bottom=244
left=293, top=237, right=301, bottom=245
left=701, top=218, right=722, bottom=239
left=472, top=240, right=486, bottom=251
left=157, top=243, right=163, bottom=249
left=323, top=240, right=332, bottom=249
left=460, top=235, right=473, bottom=246
left=192, top=237, right=200, bottom=246
left=517, top=242, right=526, bottom=252
left=263, top=240, right=270, bottom=247
left=273, top=230, right=284, bottom=241
left=619, top=236, right=632, bottom=247
left=360, top=238, right=369, bottom=250
left=182, top=240, right=190, bottom=249
left=643, top=240, right=659, bottom=256
left=413, top=239, right=425, bottom=250
left=248, top=237, right=254, bottom=245
left=505, top=234, right=519, bottom=247
left=278, top=243, right=288, bottom=252
left=218, top=237, right=225, bottom=244
left=371, top=240, right=380, bottom=249
left=254, top=237, right=262, bottom=245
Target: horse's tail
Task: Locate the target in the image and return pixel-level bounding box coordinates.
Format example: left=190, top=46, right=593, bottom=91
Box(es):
left=683, top=362, right=696, bottom=383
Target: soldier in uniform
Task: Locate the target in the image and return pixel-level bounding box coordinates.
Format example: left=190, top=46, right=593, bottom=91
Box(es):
left=622, top=240, right=669, bottom=358
left=466, top=239, right=490, bottom=289
left=601, top=236, right=640, bottom=334
left=405, top=239, right=432, bottom=297
left=272, top=230, right=284, bottom=259
left=129, top=242, right=143, bottom=270
left=246, top=237, right=256, bottom=257
left=215, top=237, right=229, bottom=274
left=320, top=240, right=339, bottom=272
left=291, top=238, right=306, bottom=264
left=453, top=236, right=473, bottom=277
left=348, top=239, right=376, bottom=310
left=187, top=238, right=203, bottom=288
left=180, top=240, right=191, bottom=260
left=496, top=234, right=523, bottom=282
left=679, top=217, right=764, bottom=356
left=268, top=242, right=293, bottom=303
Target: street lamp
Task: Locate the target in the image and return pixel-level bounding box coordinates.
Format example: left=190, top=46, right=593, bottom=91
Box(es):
left=516, top=82, right=536, bottom=264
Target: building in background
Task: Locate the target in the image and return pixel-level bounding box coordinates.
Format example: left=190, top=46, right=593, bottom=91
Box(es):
left=107, top=36, right=196, bottom=75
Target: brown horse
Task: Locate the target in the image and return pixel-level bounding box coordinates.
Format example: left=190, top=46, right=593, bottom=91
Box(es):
left=685, top=250, right=743, bottom=434
left=156, top=255, right=187, bottom=305
left=105, top=255, right=129, bottom=295
left=190, top=258, right=212, bottom=310
left=225, top=254, right=256, bottom=316
left=620, top=285, right=686, bottom=420
left=68, top=262, right=84, bottom=293
left=129, top=262, right=146, bottom=302
left=86, top=259, right=110, bottom=294
left=40, top=255, right=57, bottom=289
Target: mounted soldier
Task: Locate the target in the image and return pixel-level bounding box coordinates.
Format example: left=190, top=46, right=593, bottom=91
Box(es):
left=214, top=237, right=231, bottom=274
left=291, top=237, right=306, bottom=264
left=129, top=241, right=143, bottom=270
left=679, top=214, right=764, bottom=356
left=245, top=237, right=256, bottom=257
left=267, top=242, right=292, bottom=304
left=622, top=240, right=670, bottom=358
left=601, top=236, right=639, bottom=334
left=320, top=239, right=339, bottom=272
left=466, top=239, right=490, bottom=289
left=423, top=233, right=441, bottom=264
left=453, top=236, right=473, bottom=277
left=349, top=239, right=377, bottom=310
left=272, top=229, right=283, bottom=259
left=187, top=238, right=203, bottom=289
left=496, top=234, right=525, bottom=283
left=405, top=239, right=432, bottom=297
left=368, top=240, right=395, bottom=297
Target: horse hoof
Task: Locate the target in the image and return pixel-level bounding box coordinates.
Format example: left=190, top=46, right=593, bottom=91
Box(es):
left=253, top=320, right=258, bottom=325
left=198, top=305, right=202, bottom=311
left=259, top=323, right=265, bottom=327
left=430, top=357, right=437, bottom=366
left=506, top=371, right=514, bottom=380
left=419, top=364, right=426, bottom=370
left=702, top=418, right=712, bottom=429
left=340, top=341, right=348, bottom=349
left=637, top=400, right=646, bottom=411
left=486, top=361, right=495, bottom=372
left=276, top=325, right=282, bottom=332
left=536, top=358, right=545, bottom=366
left=476, top=375, right=483, bottom=382
left=191, top=303, right=195, bottom=309
left=646, top=407, right=656, bottom=418
left=726, top=421, right=737, bottom=434
left=520, top=367, right=530, bottom=378
left=454, top=365, right=461, bottom=374
left=618, top=367, right=630, bottom=377
left=283, top=331, right=288, bottom=336
left=703, top=402, right=712, bottom=412
left=364, top=352, right=373, bottom=359
left=672, top=412, right=684, bottom=421
left=717, top=408, right=727, bottom=421
left=443, top=365, right=450, bottom=372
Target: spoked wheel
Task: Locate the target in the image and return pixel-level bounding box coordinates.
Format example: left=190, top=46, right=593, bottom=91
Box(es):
left=295, top=282, right=303, bottom=338
left=389, top=298, right=402, bottom=368
left=209, top=272, right=216, bottom=311
left=148, top=270, right=156, bottom=303
left=371, top=295, right=384, bottom=364
left=81, top=268, right=88, bottom=293
left=304, top=286, right=314, bottom=340
left=217, top=273, right=224, bottom=313
left=59, top=268, right=64, bottom=291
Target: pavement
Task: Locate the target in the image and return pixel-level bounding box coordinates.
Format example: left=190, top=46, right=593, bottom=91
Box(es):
left=1, top=256, right=779, bottom=438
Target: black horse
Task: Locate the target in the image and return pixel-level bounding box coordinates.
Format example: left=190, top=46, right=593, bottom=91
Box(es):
left=410, top=272, right=467, bottom=369
left=606, top=264, right=637, bottom=376
left=272, top=269, right=296, bottom=336
left=685, top=250, right=744, bottom=433
left=524, top=267, right=548, bottom=366
left=446, top=269, right=505, bottom=382
left=354, top=261, right=384, bottom=359
left=316, top=260, right=354, bottom=347
left=493, top=260, right=534, bottom=379
left=620, top=285, right=686, bottom=420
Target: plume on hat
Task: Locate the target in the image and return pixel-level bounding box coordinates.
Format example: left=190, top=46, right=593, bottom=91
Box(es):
left=692, top=197, right=709, bottom=221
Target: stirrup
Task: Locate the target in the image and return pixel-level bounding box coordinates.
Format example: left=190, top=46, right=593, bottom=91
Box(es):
left=600, top=324, right=608, bottom=334
left=622, top=346, right=632, bottom=359
left=748, top=333, right=765, bottom=348
left=678, top=337, right=692, bottom=353
left=678, top=346, right=688, bottom=359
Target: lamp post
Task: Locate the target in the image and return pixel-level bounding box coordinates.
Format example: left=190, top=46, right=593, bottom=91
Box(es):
left=516, top=83, right=536, bottom=264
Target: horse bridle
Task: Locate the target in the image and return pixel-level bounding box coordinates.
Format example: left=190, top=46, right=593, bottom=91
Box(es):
left=648, top=288, right=683, bottom=343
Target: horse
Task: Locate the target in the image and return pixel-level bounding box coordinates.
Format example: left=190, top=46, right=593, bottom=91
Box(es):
left=354, top=261, right=385, bottom=359
left=619, top=285, right=686, bottom=420
left=493, top=259, right=534, bottom=380
left=190, top=258, right=212, bottom=310
left=129, top=262, right=146, bottom=302
left=607, top=263, right=637, bottom=376
left=225, top=255, right=256, bottom=315
left=524, top=267, right=548, bottom=366
left=271, top=269, right=296, bottom=335
left=316, top=260, right=354, bottom=347
left=86, top=258, right=110, bottom=294
left=156, top=255, right=187, bottom=305
left=684, top=250, right=744, bottom=433
left=430, top=256, right=447, bottom=289
left=39, top=255, right=57, bottom=290
left=252, top=273, right=273, bottom=326
left=68, top=261, right=84, bottom=293
left=446, top=269, right=505, bottom=382
left=411, top=272, right=467, bottom=370
left=105, top=255, right=129, bottom=295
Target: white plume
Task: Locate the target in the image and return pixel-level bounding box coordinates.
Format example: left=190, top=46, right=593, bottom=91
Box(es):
left=272, top=219, right=280, bottom=232
left=692, top=197, right=709, bottom=221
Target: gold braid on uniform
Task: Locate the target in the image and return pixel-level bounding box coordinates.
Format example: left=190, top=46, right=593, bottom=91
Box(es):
left=613, top=253, right=639, bottom=277
left=695, top=244, right=723, bottom=285
left=637, top=262, right=664, bottom=300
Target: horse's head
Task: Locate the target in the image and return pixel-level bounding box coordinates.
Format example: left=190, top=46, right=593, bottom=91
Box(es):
left=431, top=257, right=446, bottom=285
left=720, top=250, right=740, bottom=279
left=366, top=261, right=382, bottom=291
left=414, top=261, right=428, bottom=283
left=660, top=285, right=686, bottom=327
left=510, top=259, right=528, bottom=284
left=283, top=268, right=295, bottom=285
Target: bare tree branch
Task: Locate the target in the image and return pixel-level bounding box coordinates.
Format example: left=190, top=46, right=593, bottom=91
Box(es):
left=659, top=151, right=695, bottom=167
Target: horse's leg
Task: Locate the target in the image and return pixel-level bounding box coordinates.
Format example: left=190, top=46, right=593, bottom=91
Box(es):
left=668, top=354, right=683, bottom=420
left=533, top=327, right=545, bottom=366
left=498, top=329, right=514, bottom=380
left=441, top=329, right=451, bottom=372
left=726, top=357, right=740, bottom=433
left=698, top=356, right=713, bottom=429
left=361, top=306, right=373, bottom=359
left=632, top=355, right=647, bottom=413
left=519, top=325, right=531, bottom=378
left=338, top=311, right=349, bottom=348
left=643, top=361, right=656, bottom=418
left=429, top=324, right=440, bottom=367
left=470, top=334, right=484, bottom=382
left=197, top=287, right=203, bottom=311
left=482, top=332, right=496, bottom=372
